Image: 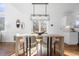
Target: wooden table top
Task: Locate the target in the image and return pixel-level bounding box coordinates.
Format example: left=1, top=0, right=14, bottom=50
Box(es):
left=14, top=33, right=64, bottom=39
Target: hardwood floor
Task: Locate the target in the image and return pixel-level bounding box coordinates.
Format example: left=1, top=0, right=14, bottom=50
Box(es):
left=64, top=44, right=79, bottom=56
left=0, top=42, right=79, bottom=56
left=0, top=42, right=15, bottom=56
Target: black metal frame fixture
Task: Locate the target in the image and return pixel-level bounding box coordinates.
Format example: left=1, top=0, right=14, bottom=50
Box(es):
left=32, top=3, right=48, bottom=16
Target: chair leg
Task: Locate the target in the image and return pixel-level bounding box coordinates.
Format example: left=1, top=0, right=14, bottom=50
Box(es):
left=23, top=42, right=25, bottom=55
left=54, top=42, right=55, bottom=55
left=15, top=38, right=25, bottom=56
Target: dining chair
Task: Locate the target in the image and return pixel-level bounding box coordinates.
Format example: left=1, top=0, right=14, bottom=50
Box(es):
left=26, top=36, right=37, bottom=56
left=15, top=36, right=25, bottom=56
left=52, top=36, right=64, bottom=56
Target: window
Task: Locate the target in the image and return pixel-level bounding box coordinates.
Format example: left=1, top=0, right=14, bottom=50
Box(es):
left=0, top=3, right=5, bottom=12
left=0, top=4, right=5, bottom=31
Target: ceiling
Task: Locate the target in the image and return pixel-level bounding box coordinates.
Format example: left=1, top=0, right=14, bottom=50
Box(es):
left=10, top=3, right=79, bottom=15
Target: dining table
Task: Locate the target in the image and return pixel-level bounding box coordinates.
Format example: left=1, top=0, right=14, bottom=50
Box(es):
left=15, top=33, right=64, bottom=56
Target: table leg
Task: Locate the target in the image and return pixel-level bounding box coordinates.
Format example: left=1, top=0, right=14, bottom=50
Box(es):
left=47, top=37, right=49, bottom=56
left=50, top=37, right=52, bottom=56
left=26, top=37, right=28, bottom=56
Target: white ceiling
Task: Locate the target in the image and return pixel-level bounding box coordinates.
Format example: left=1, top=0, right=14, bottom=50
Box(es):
left=10, top=3, right=79, bottom=15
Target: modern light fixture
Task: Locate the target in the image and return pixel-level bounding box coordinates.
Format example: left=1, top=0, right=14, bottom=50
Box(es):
left=31, top=3, right=50, bottom=35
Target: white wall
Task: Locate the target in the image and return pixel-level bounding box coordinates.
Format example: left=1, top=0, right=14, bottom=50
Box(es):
left=46, top=4, right=64, bottom=35
left=2, top=4, right=32, bottom=42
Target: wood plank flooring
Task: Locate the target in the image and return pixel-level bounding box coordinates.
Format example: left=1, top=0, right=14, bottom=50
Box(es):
left=64, top=44, right=79, bottom=56
left=0, top=42, right=15, bottom=56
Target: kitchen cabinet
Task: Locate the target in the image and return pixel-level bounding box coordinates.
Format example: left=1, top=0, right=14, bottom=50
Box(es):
left=64, top=31, right=78, bottom=45
left=62, top=13, right=78, bottom=45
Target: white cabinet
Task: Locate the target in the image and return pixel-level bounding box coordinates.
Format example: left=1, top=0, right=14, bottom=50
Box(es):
left=64, top=32, right=78, bottom=45
left=62, top=13, right=78, bottom=45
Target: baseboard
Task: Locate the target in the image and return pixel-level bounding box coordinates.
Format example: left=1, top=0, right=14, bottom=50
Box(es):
left=0, top=42, right=15, bottom=43
left=0, top=41, right=15, bottom=43
left=64, top=43, right=78, bottom=46
left=64, top=43, right=79, bottom=45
